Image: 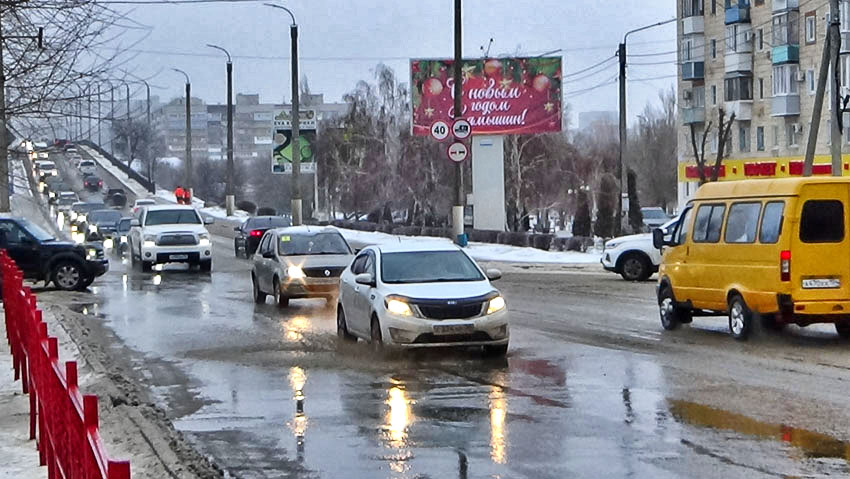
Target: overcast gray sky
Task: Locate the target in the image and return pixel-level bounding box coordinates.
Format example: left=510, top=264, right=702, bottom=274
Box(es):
left=113, top=0, right=676, bottom=125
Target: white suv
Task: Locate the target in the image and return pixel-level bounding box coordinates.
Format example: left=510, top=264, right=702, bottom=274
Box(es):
left=128, top=205, right=214, bottom=272
left=78, top=159, right=97, bottom=176
left=601, top=217, right=679, bottom=281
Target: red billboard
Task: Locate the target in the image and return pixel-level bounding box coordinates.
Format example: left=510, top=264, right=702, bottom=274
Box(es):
left=411, top=57, right=562, bottom=136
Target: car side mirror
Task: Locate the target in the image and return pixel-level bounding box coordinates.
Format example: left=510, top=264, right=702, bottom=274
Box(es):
left=355, top=273, right=375, bottom=286
left=130, top=219, right=141, bottom=227
left=486, top=268, right=502, bottom=281
left=204, top=217, right=215, bottom=225
left=262, top=251, right=275, bottom=259
left=652, top=228, right=669, bottom=249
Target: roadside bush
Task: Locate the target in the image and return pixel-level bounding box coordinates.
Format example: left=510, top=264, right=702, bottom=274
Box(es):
left=566, top=236, right=593, bottom=252
left=236, top=200, right=257, bottom=215
left=377, top=223, right=395, bottom=234
left=531, top=234, right=553, bottom=251
left=392, top=226, right=421, bottom=236
left=497, top=232, right=530, bottom=247
left=352, top=221, right=379, bottom=232
left=467, top=229, right=500, bottom=244
left=257, top=206, right=277, bottom=216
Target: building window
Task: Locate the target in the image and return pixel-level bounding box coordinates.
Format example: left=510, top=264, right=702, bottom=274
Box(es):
left=805, top=12, right=817, bottom=44
left=759, top=78, right=764, bottom=99
left=711, top=85, right=717, bottom=105
left=758, top=28, right=764, bottom=50
left=773, top=125, right=780, bottom=147
left=772, top=64, right=799, bottom=96
left=683, top=0, right=704, bottom=17
left=712, top=0, right=716, bottom=14
left=711, top=39, right=716, bottom=59
left=726, top=25, right=739, bottom=53
left=807, top=69, right=816, bottom=94
left=773, top=11, right=800, bottom=46
left=710, top=132, right=718, bottom=153
left=725, top=76, right=753, bottom=101
left=755, top=0, right=764, bottom=5
left=739, top=125, right=751, bottom=152
left=787, top=123, right=800, bottom=147
left=756, top=126, right=765, bottom=151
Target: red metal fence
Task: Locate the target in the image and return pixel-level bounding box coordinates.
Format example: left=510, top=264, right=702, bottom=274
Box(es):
left=2, top=250, right=130, bottom=479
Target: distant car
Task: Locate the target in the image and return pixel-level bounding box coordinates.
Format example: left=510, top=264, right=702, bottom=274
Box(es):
left=0, top=216, right=108, bottom=291
left=78, top=159, right=96, bottom=176
left=132, top=198, right=157, bottom=216
left=83, top=175, right=103, bottom=192
left=336, top=242, right=509, bottom=356
left=103, top=188, right=127, bottom=208
left=115, top=217, right=133, bottom=255
left=35, top=161, right=57, bottom=179
left=251, top=226, right=353, bottom=307
left=128, top=205, right=214, bottom=272
left=85, top=209, right=123, bottom=245
left=641, top=207, right=672, bottom=229
left=234, top=215, right=292, bottom=258
left=37, top=152, right=49, bottom=159
left=69, top=201, right=106, bottom=232
left=56, top=192, right=79, bottom=212
left=601, top=217, right=679, bottom=281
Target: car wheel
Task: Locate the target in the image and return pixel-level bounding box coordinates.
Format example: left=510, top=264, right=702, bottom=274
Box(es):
left=619, top=253, right=651, bottom=281
left=370, top=316, right=384, bottom=353
left=337, top=307, right=357, bottom=343
left=234, top=242, right=240, bottom=258
left=658, top=285, right=690, bottom=331
left=52, top=261, right=84, bottom=291
left=835, top=322, right=850, bottom=339
left=483, top=343, right=508, bottom=357
left=273, top=278, right=289, bottom=308
left=728, top=295, right=753, bottom=341
left=199, top=260, right=212, bottom=273
left=252, top=274, right=266, bottom=304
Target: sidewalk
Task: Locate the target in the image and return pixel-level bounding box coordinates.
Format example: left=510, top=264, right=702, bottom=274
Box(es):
left=0, top=317, right=44, bottom=479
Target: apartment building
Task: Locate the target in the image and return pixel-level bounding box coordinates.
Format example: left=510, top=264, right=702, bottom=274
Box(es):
left=677, top=0, right=850, bottom=206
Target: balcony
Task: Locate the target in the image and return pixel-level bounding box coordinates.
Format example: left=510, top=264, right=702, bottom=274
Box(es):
left=772, top=44, right=799, bottom=64
left=725, top=5, right=751, bottom=25
left=682, top=16, right=704, bottom=35
left=682, top=61, right=705, bottom=81
left=725, top=52, right=753, bottom=73
left=772, top=0, right=798, bottom=12
left=725, top=100, right=753, bottom=121
left=771, top=95, right=801, bottom=117
left=682, top=106, right=706, bottom=124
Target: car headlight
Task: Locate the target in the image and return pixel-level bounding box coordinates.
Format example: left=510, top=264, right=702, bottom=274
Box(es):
left=86, top=248, right=97, bottom=260
left=120, top=235, right=127, bottom=244
left=286, top=265, right=305, bottom=279
left=487, top=295, right=506, bottom=315
left=198, top=233, right=211, bottom=247
left=49, top=192, right=56, bottom=199
left=103, top=238, right=114, bottom=250
left=605, top=241, right=620, bottom=249
left=69, top=211, right=77, bottom=221
left=386, top=298, right=413, bottom=316
left=143, top=240, right=156, bottom=248
left=78, top=214, right=87, bottom=224
left=89, top=224, right=98, bottom=233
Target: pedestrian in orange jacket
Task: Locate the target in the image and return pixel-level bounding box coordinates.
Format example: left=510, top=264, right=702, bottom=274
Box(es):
left=174, top=186, right=185, bottom=204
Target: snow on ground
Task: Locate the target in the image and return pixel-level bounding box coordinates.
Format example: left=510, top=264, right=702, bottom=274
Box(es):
left=154, top=188, right=251, bottom=221
left=80, top=145, right=149, bottom=198
left=11, top=155, right=31, bottom=197
left=336, top=228, right=601, bottom=265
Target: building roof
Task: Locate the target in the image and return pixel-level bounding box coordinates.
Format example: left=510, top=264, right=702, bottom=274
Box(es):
left=692, top=177, right=850, bottom=201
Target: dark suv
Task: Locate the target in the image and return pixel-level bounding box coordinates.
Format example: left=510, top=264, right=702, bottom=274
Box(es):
left=0, top=217, right=108, bottom=291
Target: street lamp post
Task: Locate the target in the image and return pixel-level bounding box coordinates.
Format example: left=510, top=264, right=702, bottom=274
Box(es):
left=208, top=44, right=235, bottom=216
left=123, top=81, right=132, bottom=168
left=265, top=3, right=302, bottom=225
left=172, top=68, right=193, bottom=194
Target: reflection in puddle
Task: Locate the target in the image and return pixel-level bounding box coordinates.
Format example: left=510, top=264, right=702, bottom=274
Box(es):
left=669, top=399, right=850, bottom=461
left=287, top=367, right=308, bottom=461
left=489, top=386, right=507, bottom=464
left=152, top=274, right=162, bottom=286
left=386, top=386, right=411, bottom=447
left=284, top=315, right=310, bottom=342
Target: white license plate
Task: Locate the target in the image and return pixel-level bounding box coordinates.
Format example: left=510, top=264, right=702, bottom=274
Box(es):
left=802, top=278, right=841, bottom=289
left=433, top=324, right=474, bottom=335
left=169, top=254, right=188, bottom=260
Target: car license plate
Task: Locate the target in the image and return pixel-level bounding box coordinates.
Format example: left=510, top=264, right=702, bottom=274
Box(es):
left=802, top=278, right=841, bottom=289
left=433, top=323, right=474, bottom=335
left=170, top=254, right=188, bottom=260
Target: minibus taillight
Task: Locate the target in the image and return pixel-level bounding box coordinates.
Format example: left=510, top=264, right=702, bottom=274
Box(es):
left=780, top=250, right=791, bottom=282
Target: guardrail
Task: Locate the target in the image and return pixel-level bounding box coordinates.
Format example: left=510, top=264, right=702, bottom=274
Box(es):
left=77, top=140, right=155, bottom=194
left=2, top=251, right=131, bottom=479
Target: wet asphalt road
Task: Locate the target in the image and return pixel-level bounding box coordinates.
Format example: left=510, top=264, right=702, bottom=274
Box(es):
left=35, top=152, right=850, bottom=478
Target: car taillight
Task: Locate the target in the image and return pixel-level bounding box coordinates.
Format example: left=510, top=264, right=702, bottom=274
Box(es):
left=250, top=229, right=263, bottom=237
left=780, top=250, right=791, bottom=282
left=98, top=181, right=102, bottom=186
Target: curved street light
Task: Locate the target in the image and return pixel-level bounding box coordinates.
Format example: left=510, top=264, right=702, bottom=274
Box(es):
left=172, top=68, right=193, bottom=191
left=207, top=44, right=235, bottom=215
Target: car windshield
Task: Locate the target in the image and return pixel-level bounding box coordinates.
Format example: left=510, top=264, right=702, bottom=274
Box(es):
left=58, top=197, right=76, bottom=205
left=39, top=162, right=55, bottom=170
left=136, top=200, right=155, bottom=206
left=642, top=208, right=669, bottom=220
left=145, top=209, right=201, bottom=225
left=80, top=161, right=94, bottom=167
left=277, top=232, right=351, bottom=256
left=89, top=210, right=122, bottom=223
left=248, top=216, right=291, bottom=229
left=381, top=250, right=485, bottom=284
left=18, top=219, right=54, bottom=242
left=118, top=218, right=132, bottom=233
left=73, top=203, right=105, bottom=213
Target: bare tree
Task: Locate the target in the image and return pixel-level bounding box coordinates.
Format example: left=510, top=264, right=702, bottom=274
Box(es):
left=688, top=108, right=735, bottom=185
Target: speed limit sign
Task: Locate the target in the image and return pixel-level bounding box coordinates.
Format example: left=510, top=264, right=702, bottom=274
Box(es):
left=430, top=121, right=450, bottom=141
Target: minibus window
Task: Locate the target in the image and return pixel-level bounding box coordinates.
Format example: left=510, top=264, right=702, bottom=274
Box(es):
left=693, top=204, right=725, bottom=243
left=800, top=200, right=844, bottom=243
left=759, top=201, right=785, bottom=244
left=725, top=202, right=761, bottom=244
left=675, top=208, right=693, bottom=244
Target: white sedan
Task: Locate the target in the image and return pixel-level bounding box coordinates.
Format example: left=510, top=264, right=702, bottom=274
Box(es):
left=336, top=242, right=509, bottom=356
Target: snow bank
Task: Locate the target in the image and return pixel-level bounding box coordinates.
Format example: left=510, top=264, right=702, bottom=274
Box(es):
left=155, top=188, right=250, bottom=222
left=336, top=228, right=601, bottom=265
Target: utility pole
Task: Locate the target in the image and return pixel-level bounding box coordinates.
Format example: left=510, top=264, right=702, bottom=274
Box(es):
left=266, top=3, right=302, bottom=225
left=830, top=0, right=842, bottom=176
left=451, top=0, right=464, bottom=241
left=125, top=82, right=131, bottom=168
left=97, top=84, right=102, bottom=147
left=208, top=44, right=235, bottom=216
left=617, top=42, right=626, bottom=237
left=109, top=83, right=115, bottom=156
left=0, top=11, right=9, bottom=212
left=805, top=5, right=834, bottom=175
left=87, top=86, right=92, bottom=142
left=173, top=68, right=192, bottom=193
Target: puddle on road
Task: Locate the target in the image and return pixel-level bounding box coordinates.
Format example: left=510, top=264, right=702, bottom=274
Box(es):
left=68, top=302, right=106, bottom=319
left=670, top=399, right=850, bottom=461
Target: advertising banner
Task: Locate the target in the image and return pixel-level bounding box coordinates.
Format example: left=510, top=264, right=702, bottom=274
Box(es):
left=411, top=57, right=562, bottom=136
left=272, top=109, right=317, bottom=174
